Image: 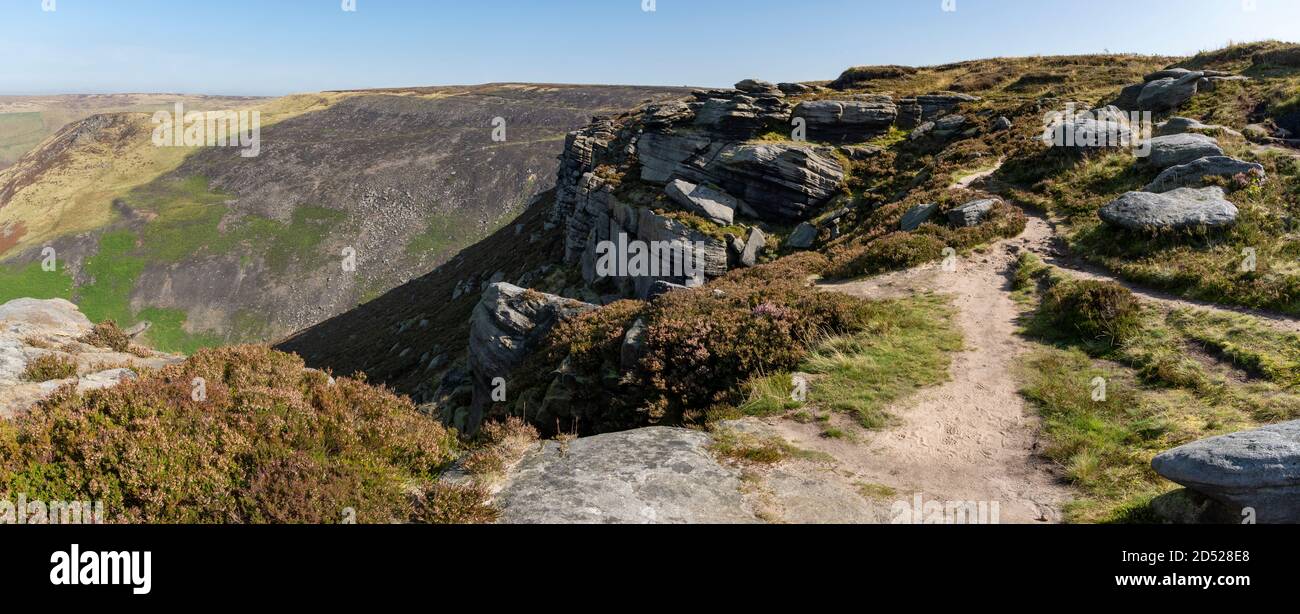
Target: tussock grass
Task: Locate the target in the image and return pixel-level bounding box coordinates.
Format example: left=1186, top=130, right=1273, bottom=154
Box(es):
left=1013, top=255, right=1300, bottom=522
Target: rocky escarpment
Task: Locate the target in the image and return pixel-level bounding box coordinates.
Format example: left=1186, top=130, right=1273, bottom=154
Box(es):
left=551, top=80, right=979, bottom=300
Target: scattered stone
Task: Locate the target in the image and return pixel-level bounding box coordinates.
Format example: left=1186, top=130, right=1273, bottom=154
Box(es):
left=739, top=227, right=767, bottom=268
left=900, top=203, right=940, bottom=231
left=840, top=145, right=884, bottom=160
left=620, top=318, right=647, bottom=372
left=1146, top=133, right=1224, bottom=168
left=992, top=116, right=1013, bottom=132
left=1152, top=420, right=1300, bottom=524
left=1098, top=186, right=1238, bottom=231
left=1144, top=156, right=1265, bottom=193
left=947, top=199, right=997, bottom=228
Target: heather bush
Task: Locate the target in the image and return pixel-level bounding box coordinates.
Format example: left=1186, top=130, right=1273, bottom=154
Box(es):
left=21, top=354, right=78, bottom=382
left=0, top=345, right=460, bottom=524
left=1043, top=280, right=1142, bottom=346
left=80, top=320, right=131, bottom=353
left=506, top=255, right=875, bottom=434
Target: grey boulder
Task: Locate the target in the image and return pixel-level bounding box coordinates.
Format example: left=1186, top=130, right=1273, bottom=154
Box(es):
left=792, top=99, right=897, bottom=142
left=1099, top=186, right=1238, bottom=231
left=787, top=223, right=818, bottom=249
left=1152, top=420, right=1300, bottom=524
left=1136, top=72, right=1203, bottom=111
left=665, top=179, right=738, bottom=225
left=740, top=227, right=767, bottom=267
left=900, top=203, right=940, bottom=231
left=0, top=298, right=93, bottom=337
left=947, top=198, right=997, bottom=228
left=1144, top=156, right=1265, bottom=193
left=494, top=427, right=759, bottom=524
left=1146, top=133, right=1224, bottom=169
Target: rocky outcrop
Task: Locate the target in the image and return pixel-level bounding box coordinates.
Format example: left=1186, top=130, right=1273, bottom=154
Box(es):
left=786, top=223, right=818, bottom=249
left=0, top=298, right=178, bottom=418
left=466, top=284, right=595, bottom=434
left=1152, top=421, right=1300, bottom=524
left=1098, top=186, right=1238, bottom=231
left=493, top=427, right=760, bottom=524
left=1146, top=133, right=1224, bottom=169
left=792, top=98, right=897, bottom=142
left=1144, top=156, right=1265, bottom=193
left=638, top=136, right=845, bottom=222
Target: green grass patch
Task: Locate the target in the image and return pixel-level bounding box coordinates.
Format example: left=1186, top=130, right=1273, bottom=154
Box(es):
left=800, top=293, right=962, bottom=428
left=0, top=261, right=73, bottom=304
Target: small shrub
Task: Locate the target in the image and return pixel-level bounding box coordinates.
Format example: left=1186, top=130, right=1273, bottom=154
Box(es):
left=21, top=354, right=77, bottom=382
left=80, top=321, right=131, bottom=353
left=1043, top=280, right=1142, bottom=346
left=411, top=482, right=500, bottom=525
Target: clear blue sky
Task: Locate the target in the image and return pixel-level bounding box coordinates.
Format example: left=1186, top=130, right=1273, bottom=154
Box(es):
left=1, top=0, right=1297, bottom=96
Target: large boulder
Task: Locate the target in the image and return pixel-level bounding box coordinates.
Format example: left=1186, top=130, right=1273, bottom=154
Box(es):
left=1098, top=186, right=1238, bottom=231
left=494, top=427, right=760, bottom=524
left=900, top=203, right=940, bottom=231
left=734, top=79, right=783, bottom=97
left=691, top=91, right=791, bottom=139
left=1135, top=72, right=1203, bottom=111
left=740, top=227, right=767, bottom=268
left=0, top=298, right=92, bottom=337
left=1152, top=421, right=1300, bottom=524
left=1146, top=133, right=1224, bottom=169
left=467, top=284, right=595, bottom=434
left=1144, top=156, right=1265, bottom=193
left=947, top=198, right=998, bottom=228
left=665, top=179, right=738, bottom=225
left=896, top=93, right=979, bottom=128
left=787, top=223, right=818, bottom=249
left=792, top=98, right=897, bottom=142
left=1042, top=106, right=1141, bottom=149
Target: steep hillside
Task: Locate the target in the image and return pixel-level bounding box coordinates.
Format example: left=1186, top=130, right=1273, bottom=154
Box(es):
left=0, top=84, right=690, bottom=352
left=0, top=94, right=262, bottom=170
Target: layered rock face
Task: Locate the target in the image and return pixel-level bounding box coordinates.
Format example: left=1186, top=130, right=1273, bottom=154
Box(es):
left=550, top=81, right=977, bottom=300
left=464, top=284, right=595, bottom=433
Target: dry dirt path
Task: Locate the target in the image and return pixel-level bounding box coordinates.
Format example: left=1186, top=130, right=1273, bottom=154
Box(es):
left=734, top=167, right=1300, bottom=524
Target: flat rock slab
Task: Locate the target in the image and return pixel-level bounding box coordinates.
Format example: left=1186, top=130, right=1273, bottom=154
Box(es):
left=1099, top=186, right=1238, bottom=231
left=1152, top=420, right=1300, bottom=523
left=0, top=298, right=92, bottom=337
left=1146, top=133, right=1224, bottom=169
left=495, top=427, right=759, bottom=524
left=1144, top=156, right=1264, bottom=192
left=665, top=179, right=737, bottom=225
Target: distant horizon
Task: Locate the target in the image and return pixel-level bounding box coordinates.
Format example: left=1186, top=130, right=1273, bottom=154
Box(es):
left=0, top=47, right=1274, bottom=98
left=2, top=0, right=1298, bottom=96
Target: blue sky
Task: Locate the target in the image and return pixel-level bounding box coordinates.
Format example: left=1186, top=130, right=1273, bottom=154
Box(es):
left=1, top=0, right=1297, bottom=95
